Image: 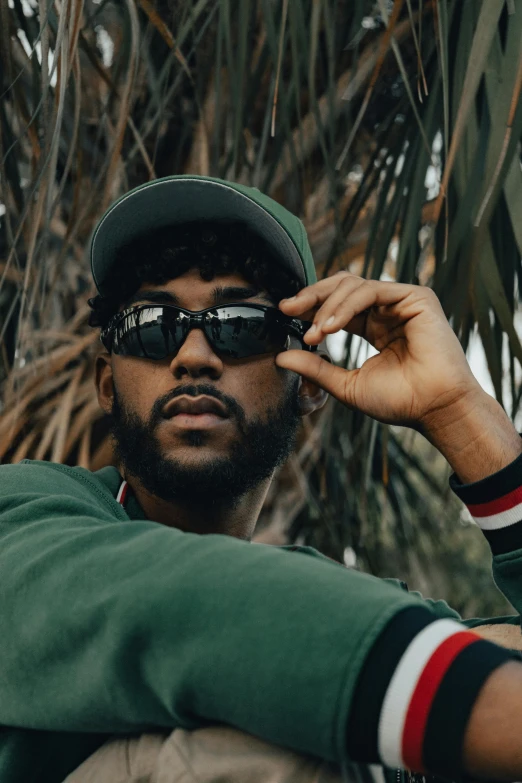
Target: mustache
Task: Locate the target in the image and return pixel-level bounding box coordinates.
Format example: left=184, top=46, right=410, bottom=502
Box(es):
left=157, top=383, right=245, bottom=423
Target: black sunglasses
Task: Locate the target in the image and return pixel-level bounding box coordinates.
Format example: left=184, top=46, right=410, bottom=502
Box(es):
left=101, top=303, right=317, bottom=361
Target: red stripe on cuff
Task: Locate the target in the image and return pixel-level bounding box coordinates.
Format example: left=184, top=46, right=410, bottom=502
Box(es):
left=401, top=632, right=480, bottom=772
left=119, top=482, right=128, bottom=506
left=467, top=485, right=522, bottom=518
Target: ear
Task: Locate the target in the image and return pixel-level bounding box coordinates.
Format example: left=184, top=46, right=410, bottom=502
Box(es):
left=95, top=351, right=115, bottom=416
left=297, top=343, right=331, bottom=417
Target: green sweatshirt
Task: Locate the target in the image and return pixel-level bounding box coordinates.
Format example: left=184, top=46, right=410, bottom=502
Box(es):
left=0, top=456, right=520, bottom=783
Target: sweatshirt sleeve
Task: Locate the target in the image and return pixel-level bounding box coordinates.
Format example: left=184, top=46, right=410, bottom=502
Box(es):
left=450, top=450, right=522, bottom=616
left=0, top=461, right=515, bottom=779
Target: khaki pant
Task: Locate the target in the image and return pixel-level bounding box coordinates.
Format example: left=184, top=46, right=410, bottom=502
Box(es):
left=62, top=725, right=357, bottom=783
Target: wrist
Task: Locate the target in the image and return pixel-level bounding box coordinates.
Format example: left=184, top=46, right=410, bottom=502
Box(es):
left=420, top=388, right=522, bottom=484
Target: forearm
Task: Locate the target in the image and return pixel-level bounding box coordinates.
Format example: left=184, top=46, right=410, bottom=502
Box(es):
left=463, top=660, right=522, bottom=780
left=422, top=388, right=522, bottom=484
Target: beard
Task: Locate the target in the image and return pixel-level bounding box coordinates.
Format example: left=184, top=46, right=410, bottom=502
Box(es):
left=108, top=377, right=301, bottom=510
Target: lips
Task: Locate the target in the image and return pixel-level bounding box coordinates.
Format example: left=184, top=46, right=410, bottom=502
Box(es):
left=162, top=395, right=229, bottom=419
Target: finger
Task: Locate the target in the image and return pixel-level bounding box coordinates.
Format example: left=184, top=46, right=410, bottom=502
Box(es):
left=303, top=278, right=373, bottom=344
left=276, top=349, right=358, bottom=406
left=279, top=272, right=359, bottom=319
left=281, top=275, right=418, bottom=333
left=303, top=280, right=414, bottom=345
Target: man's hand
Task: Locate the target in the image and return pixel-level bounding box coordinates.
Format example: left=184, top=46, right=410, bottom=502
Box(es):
left=277, top=271, right=480, bottom=427
left=277, top=272, right=522, bottom=482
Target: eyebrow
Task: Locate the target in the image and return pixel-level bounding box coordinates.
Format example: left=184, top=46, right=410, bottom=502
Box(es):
left=121, top=286, right=274, bottom=310
left=212, top=286, right=274, bottom=305
left=121, top=290, right=180, bottom=309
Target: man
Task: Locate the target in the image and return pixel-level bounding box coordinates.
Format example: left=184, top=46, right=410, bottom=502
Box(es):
left=2, top=174, right=522, bottom=783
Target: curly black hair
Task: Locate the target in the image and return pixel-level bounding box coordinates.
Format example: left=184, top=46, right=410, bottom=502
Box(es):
left=88, top=220, right=302, bottom=330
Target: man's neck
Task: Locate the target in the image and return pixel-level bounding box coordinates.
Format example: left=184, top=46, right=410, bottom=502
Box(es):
left=123, top=472, right=271, bottom=541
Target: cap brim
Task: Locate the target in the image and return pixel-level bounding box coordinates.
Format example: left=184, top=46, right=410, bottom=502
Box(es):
left=90, top=178, right=306, bottom=297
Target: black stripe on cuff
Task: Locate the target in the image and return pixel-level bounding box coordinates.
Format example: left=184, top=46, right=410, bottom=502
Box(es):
left=345, top=606, right=434, bottom=764
left=449, top=449, right=522, bottom=506
left=423, top=639, right=516, bottom=779
left=482, top=522, right=522, bottom=555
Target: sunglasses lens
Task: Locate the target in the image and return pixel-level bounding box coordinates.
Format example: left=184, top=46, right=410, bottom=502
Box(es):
left=207, top=306, right=288, bottom=358
left=111, top=307, right=184, bottom=359
left=109, top=305, right=296, bottom=360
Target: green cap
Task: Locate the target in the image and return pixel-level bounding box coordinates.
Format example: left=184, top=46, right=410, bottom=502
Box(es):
left=90, top=174, right=317, bottom=298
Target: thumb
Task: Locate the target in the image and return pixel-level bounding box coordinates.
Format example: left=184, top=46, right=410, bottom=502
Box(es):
left=275, top=349, right=358, bottom=405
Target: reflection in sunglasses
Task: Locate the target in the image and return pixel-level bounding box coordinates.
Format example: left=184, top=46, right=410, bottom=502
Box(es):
left=103, top=303, right=315, bottom=360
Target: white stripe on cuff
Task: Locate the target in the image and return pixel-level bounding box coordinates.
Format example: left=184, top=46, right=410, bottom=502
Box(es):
left=377, top=619, right=464, bottom=769
left=472, top=502, right=522, bottom=530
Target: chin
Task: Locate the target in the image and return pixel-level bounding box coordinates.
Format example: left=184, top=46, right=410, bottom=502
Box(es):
left=166, top=440, right=231, bottom=464
left=178, top=430, right=213, bottom=449
left=163, top=426, right=233, bottom=450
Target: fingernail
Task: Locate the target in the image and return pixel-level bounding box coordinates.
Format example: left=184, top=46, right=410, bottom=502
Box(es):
left=325, top=316, right=335, bottom=327
left=285, top=295, right=297, bottom=302
left=307, top=324, right=318, bottom=336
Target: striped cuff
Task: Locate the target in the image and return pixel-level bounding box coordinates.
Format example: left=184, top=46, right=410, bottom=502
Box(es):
left=450, top=450, right=522, bottom=555
left=346, top=607, right=514, bottom=776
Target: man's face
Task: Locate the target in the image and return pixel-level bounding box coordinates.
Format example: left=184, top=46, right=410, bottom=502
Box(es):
left=103, top=268, right=301, bottom=507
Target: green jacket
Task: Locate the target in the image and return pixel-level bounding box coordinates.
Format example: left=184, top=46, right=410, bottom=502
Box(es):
left=0, top=458, right=520, bottom=783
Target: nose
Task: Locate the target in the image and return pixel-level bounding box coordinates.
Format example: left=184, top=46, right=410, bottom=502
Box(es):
left=169, top=326, right=224, bottom=380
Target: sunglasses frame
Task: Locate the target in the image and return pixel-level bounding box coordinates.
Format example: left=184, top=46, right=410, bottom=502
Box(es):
left=101, top=302, right=317, bottom=359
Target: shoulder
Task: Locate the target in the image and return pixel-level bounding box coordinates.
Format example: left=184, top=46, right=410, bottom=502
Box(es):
left=0, top=459, right=124, bottom=519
